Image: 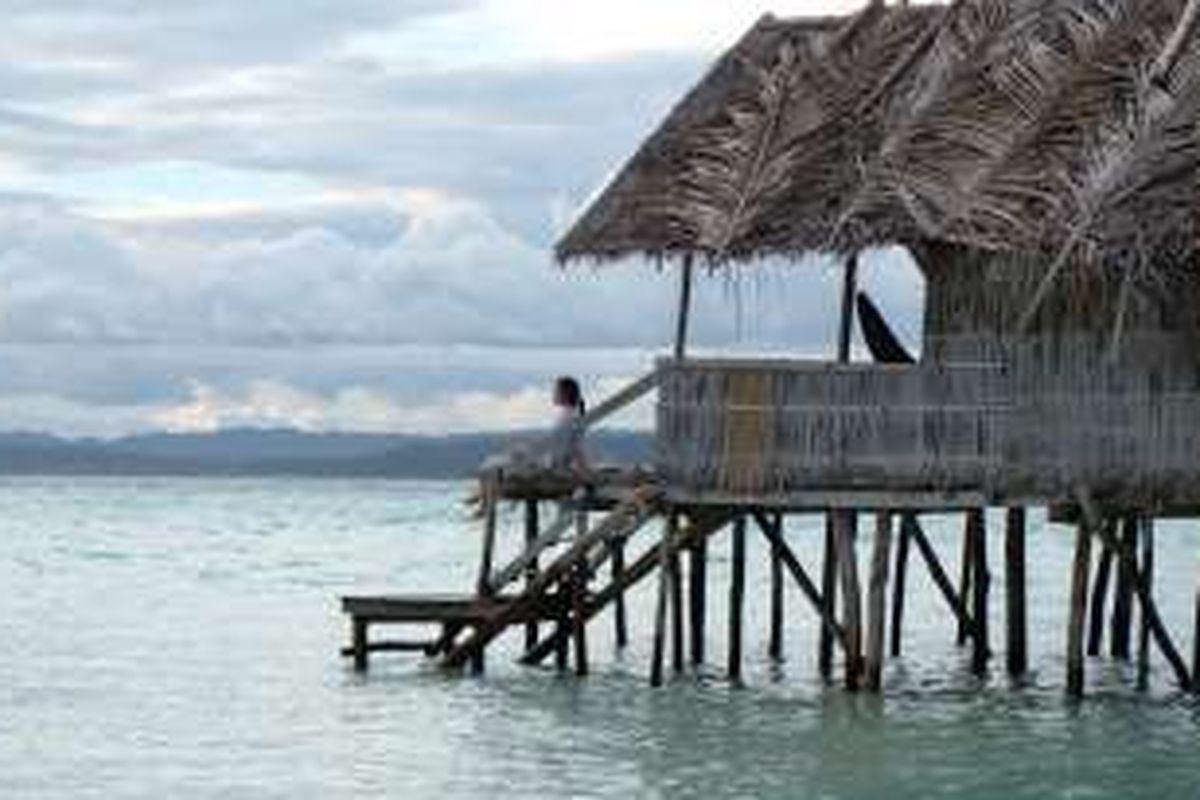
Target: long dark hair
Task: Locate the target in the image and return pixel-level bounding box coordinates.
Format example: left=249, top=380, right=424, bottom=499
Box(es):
left=553, top=376, right=585, bottom=415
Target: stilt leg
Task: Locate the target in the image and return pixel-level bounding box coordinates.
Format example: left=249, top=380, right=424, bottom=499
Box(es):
left=1005, top=507, right=1027, bottom=677
left=769, top=515, right=785, bottom=661
left=352, top=617, right=369, bottom=672
left=818, top=514, right=838, bottom=680
left=1087, top=535, right=1114, bottom=657
left=524, top=499, right=539, bottom=654
left=1110, top=516, right=1137, bottom=660
left=834, top=510, right=862, bottom=691
left=1067, top=520, right=1092, bottom=698
left=890, top=513, right=911, bottom=658
left=612, top=538, right=629, bottom=649
left=690, top=533, right=708, bottom=666
left=958, top=511, right=976, bottom=647
left=650, top=516, right=674, bottom=687
left=670, top=546, right=684, bottom=674
left=969, top=508, right=989, bottom=677
left=865, top=511, right=893, bottom=692
left=1137, top=518, right=1155, bottom=691
left=728, top=516, right=746, bottom=684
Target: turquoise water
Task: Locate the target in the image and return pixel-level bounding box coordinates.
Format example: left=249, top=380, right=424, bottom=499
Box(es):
left=1, top=478, right=1198, bottom=798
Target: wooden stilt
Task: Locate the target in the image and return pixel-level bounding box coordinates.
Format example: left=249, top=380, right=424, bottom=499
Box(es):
left=818, top=514, right=839, bottom=680
left=523, top=499, right=539, bottom=653
left=650, top=517, right=674, bottom=687
left=1067, top=521, right=1093, bottom=698
left=1192, top=582, right=1200, bottom=694
left=352, top=617, right=369, bottom=672
left=554, top=589, right=569, bottom=672
left=1137, top=518, right=1155, bottom=691
left=834, top=510, right=863, bottom=691
left=969, top=508, right=989, bottom=676
left=751, top=512, right=849, bottom=652
left=476, top=484, right=498, bottom=597
left=907, top=515, right=978, bottom=642
left=673, top=254, right=695, bottom=360
left=865, top=511, right=893, bottom=692
left=612, top=538, right=629, bottom=649
left=571, top=558, right=589, bottom=676
left=1110, top=516, right=1137, bottom=660
left=728, top=516, right=746, bottom=684
left=690, top=534, right=708, bottom=666
left=769, top=516, right=785, bottom=661
left=1005, top=507, right=1028, bottom=677
left=670, top=546, right=685, bottom=674
left=890, top=513, right=911, bottom=658
left=957, top=512, right=976, bottom=646
left=1087, top=536, right=1114, bottom=657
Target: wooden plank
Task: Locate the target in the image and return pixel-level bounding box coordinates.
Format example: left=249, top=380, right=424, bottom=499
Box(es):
left=340, top=640, right=439, bottom=657
left=490, top=512, right=575, bottom=591
left=1067, top=521, right=1092, bottom=698
left=865, top=512, right=893, bottom=691
left=890, top=513, right=911, bottom=657
left=665, top=489, right=991, bottom=512
left=443, top=491, right=662, bottom=669
left=522, top=510, right=736, bottom=666
left=728, top=516, right=746, bottom=683
left=1005, top=507, right=1028, bottom=677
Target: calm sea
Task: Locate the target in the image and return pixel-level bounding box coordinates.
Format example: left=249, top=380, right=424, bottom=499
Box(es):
left=2, top=477, right=1199, bottom=799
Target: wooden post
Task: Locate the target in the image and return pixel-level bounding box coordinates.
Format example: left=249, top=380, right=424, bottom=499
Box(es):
left=1192, top=581, right=1200, bottom=694
left=1005, top=507, right=1028, bottom=677
left=907, top=515, right=977, bottom=642
left=865, top=511, right=893, bottom=692
left=957, top=513, right=975, bottom=646
left=818, top=514, right=839, bottom=679
left=1137, top=518, right=1155, bottom=691
left=769, top=516, right=785, bottom=661
left=571, top=560, right=589, bottom=676
left=523, top=499, right=539, bottom=653
left=729, top=516, right=747, bottom=683
left=690, top=533, right=708, bottom=666
left=554, top=590, right=569, bottom=672
left=476, top=484, right=498, bottom=598
left=834, top=510, right=862, bottom=690
left=890, top=513, right=912, bottom=657
left=650, top=517, right=674, bottom=687
left=837, top=254, right=859, bottom=362
left=612, top=538, right=629, bottom=649
left=673, top=254, right=695, bottom=361
left=968, top=509, right=989, bottom=676
left=1087, top=537, right=1115, bottom=657
left=1110, top=516, right=1137, bottom=660
left=671, top=547, right=685, bottom=674
left=1067, top=520, right=1093, bottom=698
left=352, top=617, right=369, bottom=672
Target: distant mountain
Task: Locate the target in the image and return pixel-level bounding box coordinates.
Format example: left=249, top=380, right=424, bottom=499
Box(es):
left=0, top=429, right=653, bottom=478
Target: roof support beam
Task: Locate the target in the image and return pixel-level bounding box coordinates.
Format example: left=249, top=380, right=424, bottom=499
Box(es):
left=673, top=253, right=695, bottom=360
left=837, top=253, right=859, bottom=363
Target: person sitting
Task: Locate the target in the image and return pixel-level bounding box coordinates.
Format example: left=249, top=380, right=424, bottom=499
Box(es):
left=545, top=375, right=590, bottom=478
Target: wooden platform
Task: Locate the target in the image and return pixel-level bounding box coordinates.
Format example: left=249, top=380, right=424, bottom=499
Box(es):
left=341, top=593, right=571, bottom=670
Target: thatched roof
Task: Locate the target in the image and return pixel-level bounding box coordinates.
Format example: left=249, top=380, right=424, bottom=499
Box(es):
left=557, top=0, right=1200, bottom=277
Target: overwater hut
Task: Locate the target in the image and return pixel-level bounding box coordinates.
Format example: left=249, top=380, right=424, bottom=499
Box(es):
left=343, top=0, right=1200, bottom=696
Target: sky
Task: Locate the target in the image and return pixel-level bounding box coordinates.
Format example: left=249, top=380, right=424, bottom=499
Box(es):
left=0, top=0, right=924, bottom=437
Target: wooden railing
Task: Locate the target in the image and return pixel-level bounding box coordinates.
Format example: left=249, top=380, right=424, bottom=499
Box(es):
left=655, top=358, right=1009, bottom=496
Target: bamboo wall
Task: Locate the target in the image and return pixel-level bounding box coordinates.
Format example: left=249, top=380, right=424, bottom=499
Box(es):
left=656, top=249, right=1200, bottom=506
